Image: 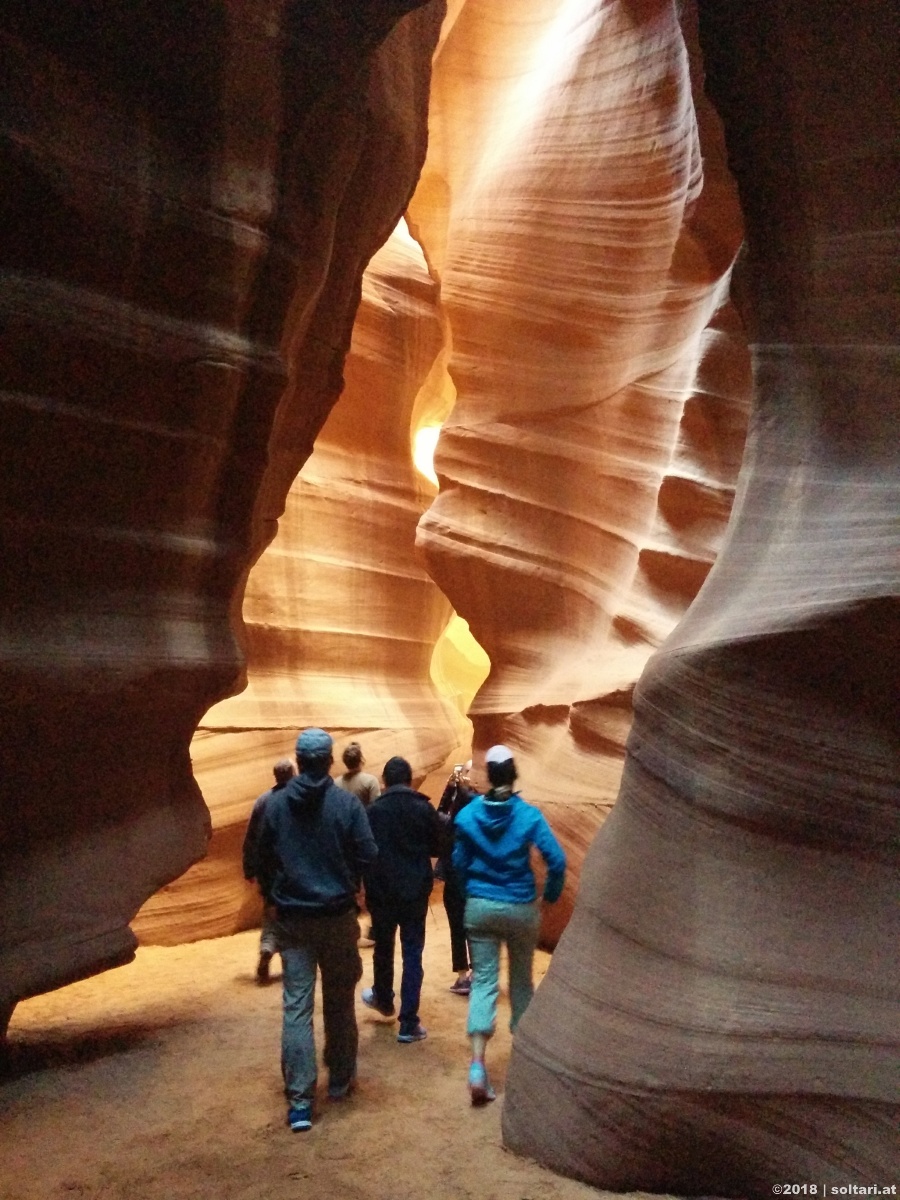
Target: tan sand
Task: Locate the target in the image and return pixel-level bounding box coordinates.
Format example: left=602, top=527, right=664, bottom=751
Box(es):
left=0, top=900, right=653, bottom=1200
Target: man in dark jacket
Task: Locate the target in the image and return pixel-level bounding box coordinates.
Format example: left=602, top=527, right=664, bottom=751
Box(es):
left=257, top=728, right=378, bottom=1132
left=361, top=756, right=442, bottom=1043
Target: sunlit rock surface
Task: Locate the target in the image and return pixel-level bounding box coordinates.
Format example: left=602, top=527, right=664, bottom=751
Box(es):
left=0, top=0, right=445, bottom=1016
left=504, top=0, right=900, bottom=1193
left=412, top=0, right=750, bottom=938
left=134, top=221, right=471, bottom=944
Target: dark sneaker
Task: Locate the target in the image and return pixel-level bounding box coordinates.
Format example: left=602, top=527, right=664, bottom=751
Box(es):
left=397, top=1023, right=428, bottom=1043
left=361, top=987, right=395, bottom=1018
left=287, top=1101, right=313, bottom=1131
left=328, top=1069, right=357, bottom=1100
left=468, top=1061, right=496, bottom=1105
left=448, top=977, right=471, bottom=995
left=256, top=950, right=273, bottom=984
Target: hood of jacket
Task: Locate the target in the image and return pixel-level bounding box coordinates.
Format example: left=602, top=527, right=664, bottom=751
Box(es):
left=471, top=792, right=518, bottom=839
left=286, top=771, right=332, bottom=815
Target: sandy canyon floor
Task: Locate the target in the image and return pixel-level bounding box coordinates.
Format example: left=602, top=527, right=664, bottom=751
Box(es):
left=0, top=903, right=661, bottom=1200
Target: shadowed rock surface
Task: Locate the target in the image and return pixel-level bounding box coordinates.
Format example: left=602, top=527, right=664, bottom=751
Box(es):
left=502, top=0, right=900, bottom=1192
left=0, top=0, right=444, bottom=1021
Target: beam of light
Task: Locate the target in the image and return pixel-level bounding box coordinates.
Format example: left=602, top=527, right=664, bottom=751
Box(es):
left=430, top=612, right=491, bottom=717
left=413, top=424, right=442, bottom=486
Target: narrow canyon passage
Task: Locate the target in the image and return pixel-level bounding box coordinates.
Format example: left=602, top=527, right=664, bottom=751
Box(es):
left=3, top=901, right=619, bottom=1200
left=1, top=0, right=896, bottom=1194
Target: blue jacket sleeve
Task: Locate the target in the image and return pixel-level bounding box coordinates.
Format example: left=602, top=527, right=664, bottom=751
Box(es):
left=533, top=812, right=566, bottom=903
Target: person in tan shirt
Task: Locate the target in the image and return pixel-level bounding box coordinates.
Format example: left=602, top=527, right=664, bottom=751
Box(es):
left=338, top=742, right=381, bottom=807
left=338, top=742, right=381, bottom=945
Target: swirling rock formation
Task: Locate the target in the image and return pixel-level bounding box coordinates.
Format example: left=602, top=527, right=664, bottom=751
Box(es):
left=0, top=0, right=444, bottom=1023
left=412, top=0, right=750, bottom=939
left=503, top=1, right=900, bottom=1194
left=134, top=221, right=470, bottom=944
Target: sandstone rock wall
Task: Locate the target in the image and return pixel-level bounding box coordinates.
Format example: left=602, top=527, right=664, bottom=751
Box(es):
left=134, top=220, right=470, bottom=944
left=0, top=0, right=445, bottom=1019
left=503, top=0, right=900, bottom=1192
left=411, top=0, right=750, bottom=938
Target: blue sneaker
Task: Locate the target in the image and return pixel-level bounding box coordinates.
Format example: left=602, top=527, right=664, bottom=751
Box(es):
left=361, top=986, right=395, bottom=1017
left=287, top=1101, right=313, bottom=1131
left=468, top=1061, right=496, bottom=1105
left=397, top=1023, right=427, bottom=1043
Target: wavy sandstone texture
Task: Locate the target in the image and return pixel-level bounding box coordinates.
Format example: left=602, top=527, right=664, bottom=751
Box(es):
left=134, top=221, right=470, bottom=944
left=503, top=1, right=900, bottom=1194
left=412, top=0, right=750, bottom=940
left=0, top=1, right=444, bottom=1020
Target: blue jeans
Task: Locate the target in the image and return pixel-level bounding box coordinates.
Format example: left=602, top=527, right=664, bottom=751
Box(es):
left=277, top=909, right=361, bottom=1104
left=464, top=896, right=540, bottom=1037
left=369, top=897, right=428, bottom=1034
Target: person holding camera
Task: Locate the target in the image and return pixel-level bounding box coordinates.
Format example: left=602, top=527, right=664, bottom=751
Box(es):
left=436, top=759, right=475, bottom=994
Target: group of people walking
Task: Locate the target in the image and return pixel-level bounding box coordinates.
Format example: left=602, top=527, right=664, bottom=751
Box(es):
left=242, top=727, right=566, bottom=1132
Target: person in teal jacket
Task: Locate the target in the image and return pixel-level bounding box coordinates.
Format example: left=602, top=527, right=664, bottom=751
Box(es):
left=452, top=744, right=566, bottom=1105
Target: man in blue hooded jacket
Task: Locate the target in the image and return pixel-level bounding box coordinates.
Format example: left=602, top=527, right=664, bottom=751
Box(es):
left=452, top=744, right=566, bottom=1105
left=257, top=727, right=377, bottom=1132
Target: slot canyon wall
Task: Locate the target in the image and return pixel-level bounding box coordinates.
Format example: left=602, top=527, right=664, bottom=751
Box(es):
left=136, top=0, right=753, bottom=946
left=411, top=0, right=751, bottom=938
left=0, top=0, right=895, bottom=1194
left=0, top=0, right=446, bottom=1020
left=133, top=219, right=473, bottom=944
left=503, top=0, right=900, bottom=1195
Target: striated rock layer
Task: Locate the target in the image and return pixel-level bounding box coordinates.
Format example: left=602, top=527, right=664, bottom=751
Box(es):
left=0, top=1, right=445, bottom=1020
left=503, top=1, right=900, bottom=1194
left=412, top=0, right=750, bottom=940
left=134, top=221, right=469, bottom=944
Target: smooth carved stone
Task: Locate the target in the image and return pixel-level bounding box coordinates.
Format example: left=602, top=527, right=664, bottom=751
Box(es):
left=134, top=221, right=469, bottom=944
left=412, top=0, right=750, bottom=938
left=503, top=0, right=900, bottom=1193
left=0, top=0, right=445, bottom=1017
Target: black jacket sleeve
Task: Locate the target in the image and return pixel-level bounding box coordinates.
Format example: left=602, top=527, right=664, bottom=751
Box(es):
left=242, top=795, right=268, bottom=880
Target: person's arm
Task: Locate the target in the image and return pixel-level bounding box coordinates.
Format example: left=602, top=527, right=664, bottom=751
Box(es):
left=255, top=807, right=278, bottom=900
left=349, top=796, right=378, bottom=885
left=365, top=776, right=381, bottom=805
left=426, top=801, right=445, bottom=858
left=532, top=811, right=567, bottom=903
left=451, top=785, right=474, bottom=822
left=241, top=796, right=266, bottom=880
left=437, top=781, right=456, bottom=816
left=451, top=818, right=473, bottom=894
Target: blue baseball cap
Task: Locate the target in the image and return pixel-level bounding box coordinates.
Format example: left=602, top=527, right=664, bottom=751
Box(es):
left=295, top=727, right=333, bottom=757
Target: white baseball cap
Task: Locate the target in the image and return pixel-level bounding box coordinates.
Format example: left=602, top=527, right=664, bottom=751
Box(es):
left=484, top=744, right=515, bottom=765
